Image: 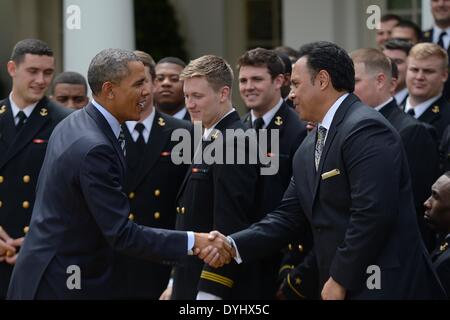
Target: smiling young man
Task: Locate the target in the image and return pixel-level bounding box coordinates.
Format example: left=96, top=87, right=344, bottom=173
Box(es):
left=0, top=39, right=71, bottom=299
left=6, top=49, right=230, bottom=300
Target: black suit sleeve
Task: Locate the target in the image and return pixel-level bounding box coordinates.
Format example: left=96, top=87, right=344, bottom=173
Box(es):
left=329, top=120, right=404, bottom=291
left=79, top=144, right=187, bottom=262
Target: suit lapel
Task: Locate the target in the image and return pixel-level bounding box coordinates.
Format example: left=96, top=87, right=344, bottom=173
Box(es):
left=85, top=104, right=126, bottom=173
left=0, top=99, right=16, bottom=162
left=0, top=98, right=50, bottom=170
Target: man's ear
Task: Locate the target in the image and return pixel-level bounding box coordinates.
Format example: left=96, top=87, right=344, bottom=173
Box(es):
left=317, top=70, right=330, bottom=89
left=274, top=74, right=285, bottom=89
left=102, top=82, right=115, bottom=99
left=7, top=61, right=17, bottom=77
left=220, top=86, right=231, bottom=103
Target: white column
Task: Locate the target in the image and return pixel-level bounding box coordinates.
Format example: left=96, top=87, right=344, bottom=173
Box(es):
left=63, top=0, right=135, bottom=82
left=422, top=0, right=433, bottom=30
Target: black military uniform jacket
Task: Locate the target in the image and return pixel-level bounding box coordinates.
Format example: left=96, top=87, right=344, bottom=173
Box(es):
left=422, top=29, right=450, bottom=101
left=0, top=96, right=71, bottom=297
left=172, top=110, right=262, bottom=299
left=415, top=96, right=450, bottom=141
left=431, top=234, right=450, bottom=297
left=113, top=111, right=191, bottom=299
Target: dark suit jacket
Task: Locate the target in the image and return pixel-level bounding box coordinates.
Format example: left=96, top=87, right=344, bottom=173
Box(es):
left=0, top=97, right=71, bottom=298
left=173, top=111, right=263, bottom=299
left=421, top=30, right=450, bottom=101
left=7, top=103, right=188, bottom=300
left=415, top=96, right=450, bottom=141
left=231, top=94, right=445, bottom=299
left=113, top=112, right=191, bottom=299
left=431, top=235, right=450, bottom=297
left=379, top=99, right=439, bottom=250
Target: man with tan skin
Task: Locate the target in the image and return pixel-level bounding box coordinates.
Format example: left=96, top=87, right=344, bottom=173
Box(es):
left=0, top=39, right=71, bottom=299
left=404, top=43, right=450, bottom=140
left=50, top=71, right=89, bottom=110
left=154, top=57, right=190, bottom=121
left=391, top=20, right=421, bottom=44
left=376, top=14, right=401, bottom=48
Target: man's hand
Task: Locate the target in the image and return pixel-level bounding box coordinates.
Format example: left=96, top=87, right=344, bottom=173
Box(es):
left=321, top=277, right=346, bottom=300
left=193, top=231, right=234, bottom=268
left=0, top=226, right=16, bottom=263
left=5, top=237, right=24, bottom=265
left=159, top=286, right=172, bottom=300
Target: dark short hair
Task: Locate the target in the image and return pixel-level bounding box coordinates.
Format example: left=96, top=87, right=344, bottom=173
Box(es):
left=387, top=57, right=399, bottom=79
left=134, top=50, right=156, bottom=80
left=381, top=14, right=401, bottom=24
left=10, top=39, right=53, bottom=65
left=393, top=20, right=422, bottom=42
left=382, top=39, right=414, bottom=55
left=237, top=47, right=284, bottom=79
left=51, top=71, right=88, bottom=95
left=298, top=41, right=355, bottom=93
left=277, top=52, right=293, bottom=74
left=156, top=57, right=186, bottom=68
left=273, top=46, right=300, bottom=62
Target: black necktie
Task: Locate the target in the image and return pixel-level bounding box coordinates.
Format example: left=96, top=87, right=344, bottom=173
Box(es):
left=253, top=117, right=265, bottom=130
left=438, top=31, right=447, bottom=49
left=118, top=129, right=126, bottom=156
left=16, top=111, right=27, bottom=132
left=134, top=123, right=146, bottom=153
left=407, top=108, right=416, bottom=117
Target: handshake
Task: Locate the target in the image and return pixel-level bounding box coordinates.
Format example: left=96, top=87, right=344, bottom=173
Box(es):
left=193, top=231, right=237, bottom=268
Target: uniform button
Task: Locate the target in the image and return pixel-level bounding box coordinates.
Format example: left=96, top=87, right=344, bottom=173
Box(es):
left=22, top=201, right=30, bottom=209
left=176, top=207, right=180, bottom=214
left=23, top=175, right=31, bottom=183
left=154, top=212, right=161, bottom=220
left=0, top=176, right=4, bottom=184
left=128, top=213, right=135, bottom=221
left=23, top=226, right=29, bottom=234
left=298, top=245, right=304, bottom=253
left=181, top=207, right=186, bottom=214
left=129, top=192, right=135, bottom=200
left=154, top=189, right=161, bottom=197
left=288, top=244, right=293, bottom=251
left=0, top=201, right=2, bottom=208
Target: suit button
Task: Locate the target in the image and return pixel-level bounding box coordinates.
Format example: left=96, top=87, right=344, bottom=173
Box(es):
left=154, top=189, right=161, bottom=197
left=154, top=212, right=161, bottom=220
left=23, top=175, right=31, bottom=183
left=298, top=245, right=304, bottom=253
left=22, top=201, right=30, bottom=209
left=181, top=207, right=186, bottom=215
left=0, top=176, right=4, bottom=184
left=0, top=201, right=2, bottom=208
left=129, top=192, right=135, bottom=200
left=23, top=226, right=29, bottom=234
left=128, top=213, right=135, bottom=221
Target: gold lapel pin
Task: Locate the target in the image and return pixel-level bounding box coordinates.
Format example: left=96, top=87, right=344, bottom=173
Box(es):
left=440, top=242, right=449, bottom=252
left=432, top=106, right=440, bottom=114
left=274, top=116, right=283, bottom=126
left=158, top=117, right=166, bottom=127
left=40, top=108, right=48, bottom=116
left=0, top=105, right=6, bottom=115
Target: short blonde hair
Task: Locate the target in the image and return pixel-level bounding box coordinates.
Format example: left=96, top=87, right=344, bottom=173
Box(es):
left=181, top=55, right=234, bottom=92
left=351, top=48, right=392, bottom=80
left=409, top=43, right=448, bottom=70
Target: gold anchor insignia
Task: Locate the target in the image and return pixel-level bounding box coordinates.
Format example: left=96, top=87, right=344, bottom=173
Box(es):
left=0, top=105, right=6, bottom=114
left=424, top=31, right=430, bottom=37
left=295, top=277, right=302, bottom=285
left=158, top=117, right=166, bottom=127
left=440, top=242, right=449, bottom=252
left=274, top=116, right=283, bottom=126
left=432, top=106, right=440, bottom=114
left=211, top=130, right=220, bottom=140
left=40, top=108, right=48, bottom=116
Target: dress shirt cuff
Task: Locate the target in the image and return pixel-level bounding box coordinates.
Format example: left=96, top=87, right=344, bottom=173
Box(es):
left=187, top=231, right=195, bottom=255
left=197, top=291, right=223, bottom=300
left=227, top=236, right=243, bottom=264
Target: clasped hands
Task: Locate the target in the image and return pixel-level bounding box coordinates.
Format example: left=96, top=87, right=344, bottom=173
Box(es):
left=0, top=226, right=24, bottom=265
left=193, top=231, right=236, bottom=268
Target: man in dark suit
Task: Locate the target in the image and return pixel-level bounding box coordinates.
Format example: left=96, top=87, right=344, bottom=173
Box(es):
left=171, top=55, right=264, bottom=300
left=0, top=39, right=71, bottom=298
left=404, top=43, right=450, bottom=141
left=154, top=57, right=190, bottom=121
left=204, top=41, right=446, bottom=299
left=424, top=172, right=450, bottom=297
left=6, top=49, right=231, bottom=300
left=421, top=0, right=450, bottom=100
left=352, top=48, right=439, bottom=251
left=238, top=48, right=309, bottom=298
left=112, top=51, right=191, bottom=299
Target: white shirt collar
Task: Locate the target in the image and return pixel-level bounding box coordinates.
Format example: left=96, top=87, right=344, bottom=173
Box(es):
left=9, top=93, right=38, bottom=123
left=433, top=26, right=450, bottom=49
left=173, top=107, right=187, bottom=120
left=91, top=99, right=122, bottom=139
left=375, top=97, right=394, bottom=112
left=125, top=109, right=155, bottom=143
left=404, top=95, right=441, bottom=119
left=250, top=98, right=283, bottom=129
left=319, top=93, right=349, bottom=132
left=203, top=108, right=235, bottom=140
left=394, top=88, right=408, bottom=106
